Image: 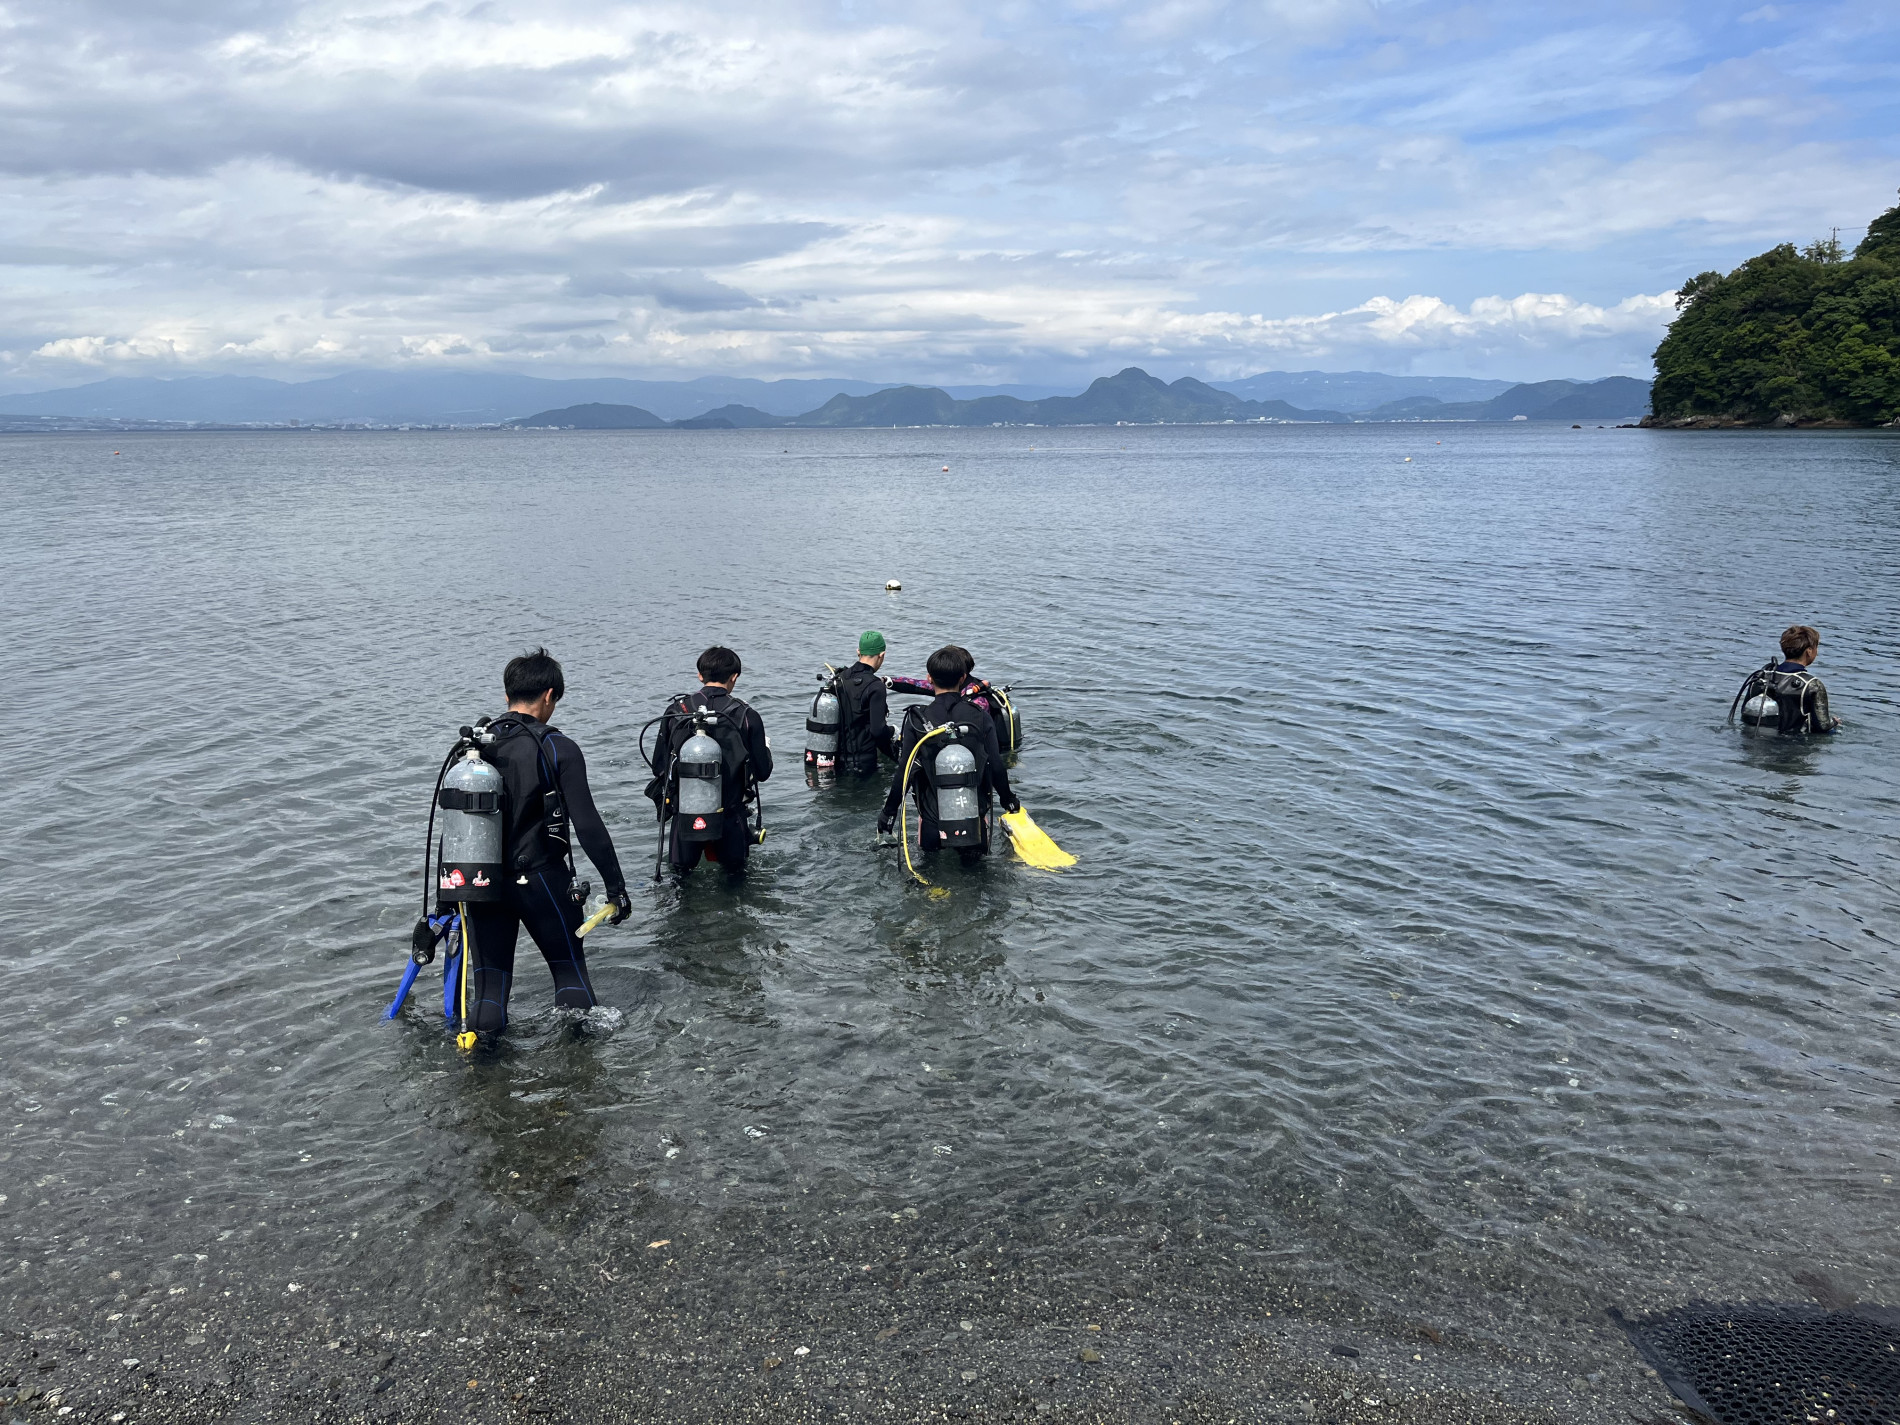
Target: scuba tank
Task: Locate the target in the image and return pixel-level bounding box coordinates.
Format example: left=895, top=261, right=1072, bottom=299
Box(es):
left=1729, top=660, right=1780, bottom=729
left=436, top=746, right=506, bottom=901
left=805, top=673, right=841, bottom=783
left=989, top=685, right=1023, bottom=755
left=675, top=715, right=726, bottom=843
left=929, top=737, right=983, bottom=848
left=402, top=723, right=506, bottom=1041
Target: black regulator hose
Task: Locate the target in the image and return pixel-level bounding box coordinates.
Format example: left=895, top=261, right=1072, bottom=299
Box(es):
left=1727, top=659, right=1775, bottom=726
left=637, top=715, right=665, bottom=773
left=654, top=747, right=677, bottom=882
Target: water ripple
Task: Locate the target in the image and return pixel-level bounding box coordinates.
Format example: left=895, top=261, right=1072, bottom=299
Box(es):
left=2, top=423, right=1896, bottom=1347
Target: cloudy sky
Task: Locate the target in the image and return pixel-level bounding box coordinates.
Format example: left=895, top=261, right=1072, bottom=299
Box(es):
left=2, top=0, right=1895, bottom=390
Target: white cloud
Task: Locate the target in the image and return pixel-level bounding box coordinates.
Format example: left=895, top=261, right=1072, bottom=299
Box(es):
left=1, top=197, right=1679, bottom=382
left=1207, top=290, right=1679, bottom=370
left=30, top=335, right=191, bottom=365
left=0, top=0, right=1893, bottom=387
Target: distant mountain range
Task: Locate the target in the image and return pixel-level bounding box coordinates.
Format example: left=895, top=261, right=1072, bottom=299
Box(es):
left=784, top=369, right=1354, bottom=426
left=513, top=368, right=1652, bottom=430
left=517, top=400, right=784, bottom=430
left=1216, top=369, right=1516, bottom=409
left=0, top=365, right=1651, bottom=430
left=1359, top=376, right=1654, bottom=422
left=514, top=369, right=1349, bottom=428
left=0, top=371, right=1048, bottom=425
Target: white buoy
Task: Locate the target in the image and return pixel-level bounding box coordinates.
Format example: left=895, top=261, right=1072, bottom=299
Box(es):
left=941, top=465, right=950, bottom=472
left=886, top=579, right=902, bottom=591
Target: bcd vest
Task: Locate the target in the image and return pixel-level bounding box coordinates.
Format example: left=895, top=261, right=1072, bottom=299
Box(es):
left=905, top=699, right=991, bottom=848
left=479, top=714, right=574, bottom=876
left=1765, top=668, right=1828, bottom=734
left=835, top=664, right=884, bottom=768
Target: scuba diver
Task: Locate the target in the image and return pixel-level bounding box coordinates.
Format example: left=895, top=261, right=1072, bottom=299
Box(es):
left=835, top=630, right=898, bottom=775
left=804, top=631, right=896, bottom=782
left=1730, top=624, right=1843, bottom=734
left=888, top=645, right=1022, bottom=754
left=879, top=644, right=1020, bottom=866
left=647, top=646, right=773, bottom=877
left=454, top=649, right=630, bottom=1038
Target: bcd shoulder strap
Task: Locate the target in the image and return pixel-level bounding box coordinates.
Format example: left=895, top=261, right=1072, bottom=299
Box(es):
left=834, top=668, right=865, bottom=727
left=485, top=714, right=575, bottom=876
left=486, top=715, right=560, bottom=800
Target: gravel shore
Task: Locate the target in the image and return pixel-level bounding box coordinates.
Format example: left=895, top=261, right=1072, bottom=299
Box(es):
left=5, top=1191, right=1687, bottom=1424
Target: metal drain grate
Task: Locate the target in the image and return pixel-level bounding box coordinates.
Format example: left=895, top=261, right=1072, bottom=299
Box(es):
left=1614, top=1303, right=1900, bottom=1425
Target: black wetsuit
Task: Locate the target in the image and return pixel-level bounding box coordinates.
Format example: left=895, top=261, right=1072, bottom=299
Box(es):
left=460, top=712, right=625, bottom=1035
left=657, top=687, right=773, bottom=874
left=836, top=662, right=896, bottom=775
left=1767, top=660, right=1840, bottom=734
left=881, top=692, right=1016, bottom=861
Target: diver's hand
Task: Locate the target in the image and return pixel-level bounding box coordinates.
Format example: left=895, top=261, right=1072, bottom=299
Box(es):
left=877, top=812, right=895, bottom=836
left=608, top=889, right=633, bottom=925
left=1001, top=795, right=1021, bottom=815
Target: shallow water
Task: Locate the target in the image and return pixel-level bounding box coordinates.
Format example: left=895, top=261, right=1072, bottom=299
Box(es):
left=3, top=423, right=1897, bottom=1391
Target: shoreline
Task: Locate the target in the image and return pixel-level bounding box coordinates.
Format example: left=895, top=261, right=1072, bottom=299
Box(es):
left=1640, top=413, right=1900, bottom=430
left=0, top=418, right=1653, bottom=436
left=5, top=1199, right=1687, bottom=1424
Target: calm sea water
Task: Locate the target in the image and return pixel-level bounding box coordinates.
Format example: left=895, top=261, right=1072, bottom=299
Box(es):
left=3, top=424, right=1896, bottom=1399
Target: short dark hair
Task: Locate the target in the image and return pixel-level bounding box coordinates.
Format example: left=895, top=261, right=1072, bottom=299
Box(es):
left=927, top=645, right=967, bottom=689
left=697, top=645, right=742, bottom=683
left=1780, top=624, right=1820, bottom=660
left=504, top=647, right=565, bottom=703
left=948, top=645, right=975, bottom=677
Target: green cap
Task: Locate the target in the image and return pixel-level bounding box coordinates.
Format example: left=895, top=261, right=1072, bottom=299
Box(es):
left=858, top=630, right=887, bottom=656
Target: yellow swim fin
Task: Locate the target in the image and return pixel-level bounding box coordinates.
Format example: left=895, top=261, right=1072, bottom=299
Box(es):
left=1001, top=808, right=1076, bottom=869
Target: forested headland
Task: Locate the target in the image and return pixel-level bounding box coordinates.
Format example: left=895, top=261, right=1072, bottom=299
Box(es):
left=1646, top=197, right=1900, bottom=427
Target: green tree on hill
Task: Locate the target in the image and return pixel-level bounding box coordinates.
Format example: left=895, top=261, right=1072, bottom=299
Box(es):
left=1650, top=196, right=1900, bottom=425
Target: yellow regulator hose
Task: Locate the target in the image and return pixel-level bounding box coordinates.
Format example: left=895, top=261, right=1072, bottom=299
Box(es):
left=898, top=725, right=951, bottom=889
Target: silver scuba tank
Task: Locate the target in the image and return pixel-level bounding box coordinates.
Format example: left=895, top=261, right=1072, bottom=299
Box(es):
left=676, top=720, right=726, bottom=842
left=992, top=689, right=1023, bottom=754
left=437, top=750, right=506, bottom=902
left=932, top=738, right=982, bottom=847
left=1740, top=693, right=1779, bottom=726
left=805, top=680, right=840, bottom=776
